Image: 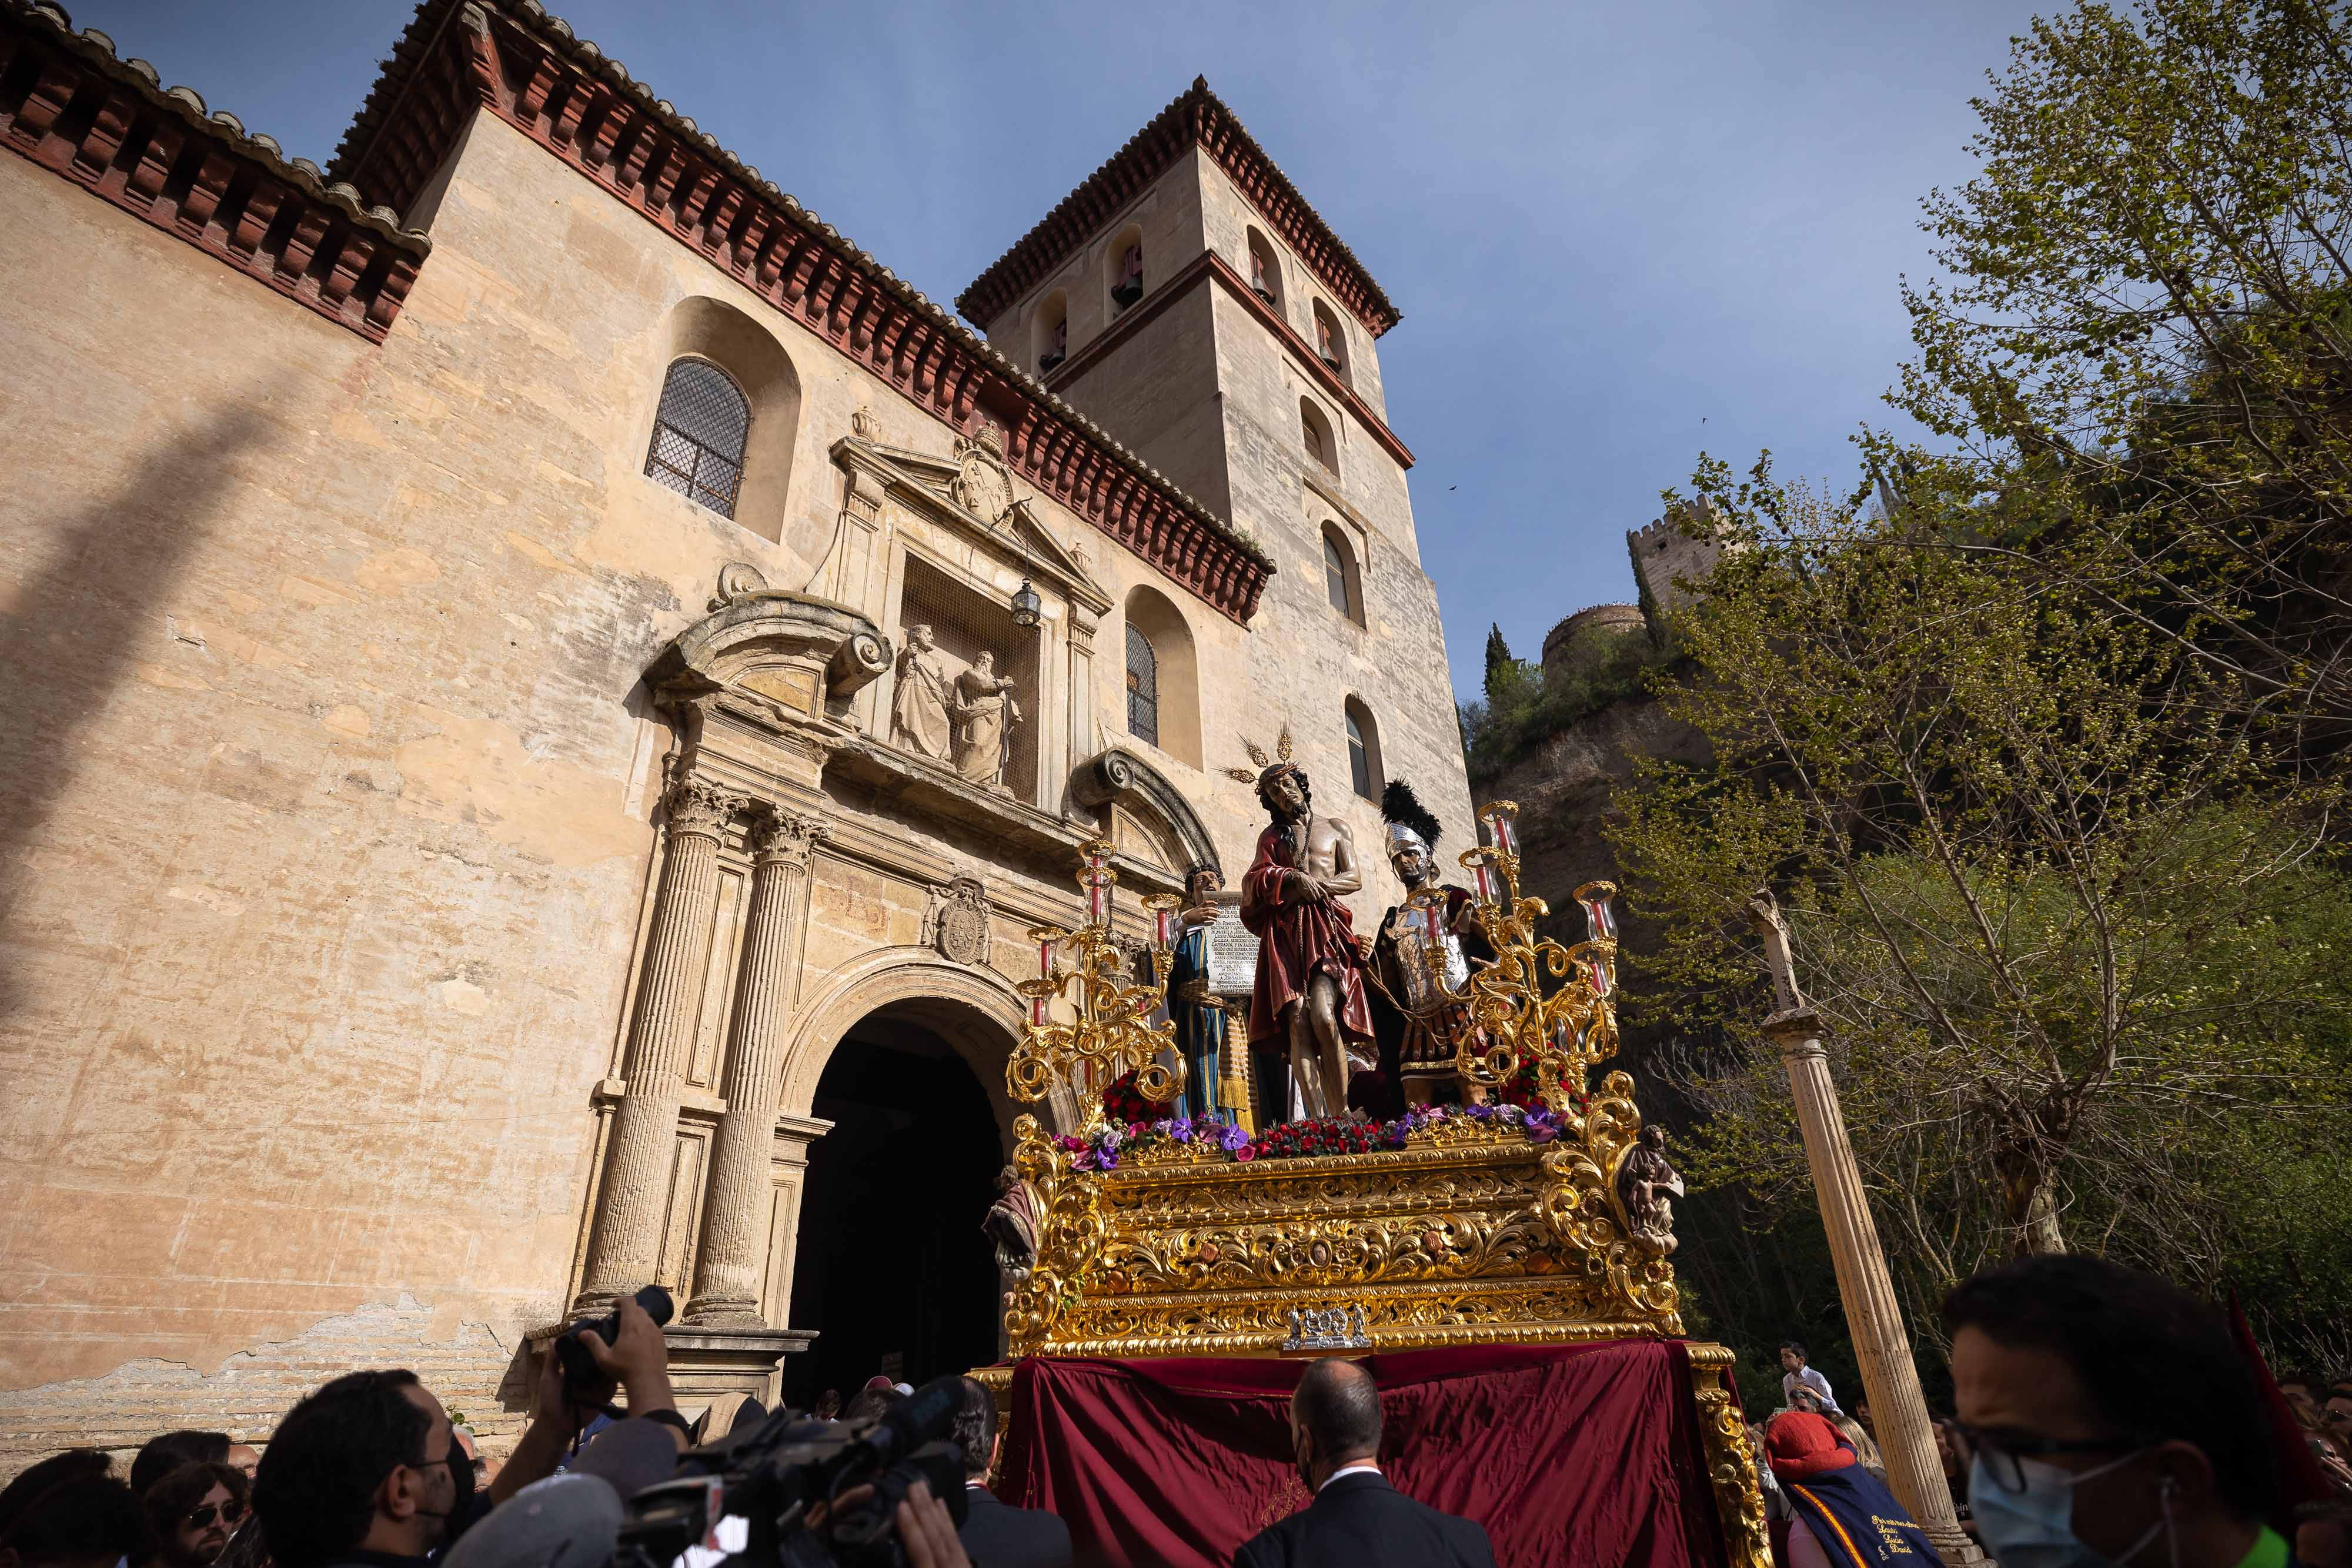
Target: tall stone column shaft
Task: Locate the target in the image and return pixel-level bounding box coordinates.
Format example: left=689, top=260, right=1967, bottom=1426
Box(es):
left=1765, top=1009, right=1983, bottom=1564
left=686, top=808, right=827, bottom=1325
left=575, top=777, right=738, bottom=1313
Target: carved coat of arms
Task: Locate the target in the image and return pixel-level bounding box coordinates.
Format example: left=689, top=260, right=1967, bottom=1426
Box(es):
left=923, top=874, right=993, bottom=966
left=950, top=422, right=1017, bottom=525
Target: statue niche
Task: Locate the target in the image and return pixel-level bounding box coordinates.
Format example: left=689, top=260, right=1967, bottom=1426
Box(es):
left=887, top=555, right=1038, bottom=798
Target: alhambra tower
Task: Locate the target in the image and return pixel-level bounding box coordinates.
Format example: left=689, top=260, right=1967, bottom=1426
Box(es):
left=957, top=81, right=1469, bottom=853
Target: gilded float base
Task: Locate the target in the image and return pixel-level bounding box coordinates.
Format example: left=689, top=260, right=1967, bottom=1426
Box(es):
left=986, top=1107, right=1770, bottom=1566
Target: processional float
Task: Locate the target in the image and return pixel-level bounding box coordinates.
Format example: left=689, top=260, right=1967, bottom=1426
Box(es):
left=988, top=805, right=1772, bottom=1567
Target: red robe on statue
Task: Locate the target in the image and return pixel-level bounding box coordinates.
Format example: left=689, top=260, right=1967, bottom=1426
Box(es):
left=1240, top=822, right=1375, bottom=1051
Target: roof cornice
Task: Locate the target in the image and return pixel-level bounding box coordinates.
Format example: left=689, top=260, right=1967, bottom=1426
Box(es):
left=0, top=0, right=431, bottom=345
left=954, top=77, right=1401, bottom=340
left=327, top=0, right=1271, bottom=624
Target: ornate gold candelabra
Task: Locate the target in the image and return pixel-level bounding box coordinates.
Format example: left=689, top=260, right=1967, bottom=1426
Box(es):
left=1007, top=838, right=1187, bottom=1133
left=1405, top=800, right=1621, bottom=1106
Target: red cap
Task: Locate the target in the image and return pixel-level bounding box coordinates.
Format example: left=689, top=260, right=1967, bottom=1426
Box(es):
left=862, top=1375, right=897, bottom=1392
left=1766, top=1411, right=1855, bottom=1481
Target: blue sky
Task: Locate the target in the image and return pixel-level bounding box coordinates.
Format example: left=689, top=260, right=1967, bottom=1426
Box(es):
left=69, top=0, right=2046, bottom=699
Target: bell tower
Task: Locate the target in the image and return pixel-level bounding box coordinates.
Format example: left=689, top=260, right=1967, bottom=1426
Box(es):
left=960, top=78, right=1468, bottom=894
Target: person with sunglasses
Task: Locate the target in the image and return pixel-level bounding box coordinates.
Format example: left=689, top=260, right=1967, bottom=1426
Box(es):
left=1946, top=1253, right=2293, bottom=1568
left=141, top=1463, right=246, bottom=1568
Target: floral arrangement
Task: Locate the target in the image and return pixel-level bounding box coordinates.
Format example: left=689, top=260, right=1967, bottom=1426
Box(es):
left=1496, top=1058, right=1592, bottom=1112
left=1058, top=1098, right=1565, bottom=1173
left=1100, top=1069, right=1160, bottom=1129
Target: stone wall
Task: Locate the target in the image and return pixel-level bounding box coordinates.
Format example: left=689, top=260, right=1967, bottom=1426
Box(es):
left=0, top=62, right=1475, bottom=1465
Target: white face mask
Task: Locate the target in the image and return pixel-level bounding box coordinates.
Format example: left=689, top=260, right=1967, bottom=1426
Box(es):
left=1969, top=1449, right=2174, bottom=1568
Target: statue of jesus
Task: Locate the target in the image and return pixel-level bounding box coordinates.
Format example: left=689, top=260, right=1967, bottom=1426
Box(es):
left=1238, top=758, right=1374, bottom=1119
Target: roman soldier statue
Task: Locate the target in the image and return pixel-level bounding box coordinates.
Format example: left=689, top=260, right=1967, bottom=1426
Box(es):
left=1366, top=781, right=1494, bottom=1108
left=1230, top=730, right=1375, bottom=1121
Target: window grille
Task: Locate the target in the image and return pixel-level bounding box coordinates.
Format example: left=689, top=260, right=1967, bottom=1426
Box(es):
left=1126, top=621, right=1159, bottom=747
left=898, top=555, right=1040, bottom=800
left=646, top=358, right=750, bottom=517
left=1347, top=708, right=1374, bottom=799
left=1324, top=534, right=1353, bottom=618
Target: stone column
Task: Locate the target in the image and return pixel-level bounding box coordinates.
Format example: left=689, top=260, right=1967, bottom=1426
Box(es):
left=685, top=807, right=827, bottom=1325
left=574, top=776, right=739, bottom=1313
left=1760, top=1002, right=1984, bottom=1564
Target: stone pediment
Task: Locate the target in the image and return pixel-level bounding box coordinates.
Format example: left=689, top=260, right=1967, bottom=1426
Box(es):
left=830, top=431, right=1112, bottom=616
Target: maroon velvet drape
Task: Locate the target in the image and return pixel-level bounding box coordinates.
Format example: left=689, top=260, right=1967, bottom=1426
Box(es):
left=994, top=1340, right=1730, bottom=1568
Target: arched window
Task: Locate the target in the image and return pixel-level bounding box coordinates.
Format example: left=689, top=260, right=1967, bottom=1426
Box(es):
left=1122, top=586, right=1202, bottom=766
left=1036, top=290, right=1069, bottom=373
left=1110, top=223, right=1144, bottom=312
left=1344, top=699, right=1382, bottom=801
left=1301, top=398, right=1338, bottom=479
left=1321, top=523, right=1362, bottom=624
left=1246, top=228, right=1281, bottom=309
left=1126, top=620, right=1158, bottom=747
left=649, top=297, right=801, bottom=542
left=646, top=357, right=751, bottom=517
left=1312, top=301, right=1348, bottom=380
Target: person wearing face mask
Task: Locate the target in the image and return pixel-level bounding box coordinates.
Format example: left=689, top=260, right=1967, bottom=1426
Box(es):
left=1232, top=1359, right=1494, bottom=1568
left=252, top=1297, right=683, bottom=1568
left=1945, top=1253, right=2295, bottom=1568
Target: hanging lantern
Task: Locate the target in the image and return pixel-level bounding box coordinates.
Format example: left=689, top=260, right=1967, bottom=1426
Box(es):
left=1010, top=579, right=1043, bottom=628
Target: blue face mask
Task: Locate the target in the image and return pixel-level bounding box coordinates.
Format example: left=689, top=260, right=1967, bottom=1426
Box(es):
left=1968, top=1450, right=2170, bottom=1568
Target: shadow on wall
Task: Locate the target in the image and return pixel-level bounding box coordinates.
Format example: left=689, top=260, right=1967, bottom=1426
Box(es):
left=0, top=404, right=269, bottom=1014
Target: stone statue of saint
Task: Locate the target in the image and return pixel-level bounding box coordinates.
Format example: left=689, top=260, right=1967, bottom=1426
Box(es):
left=891, top=623, right=952, bottom=760
left=952, top=650, right=1021, bottom=788
left=1238, top=755, right=1374, bottom=1121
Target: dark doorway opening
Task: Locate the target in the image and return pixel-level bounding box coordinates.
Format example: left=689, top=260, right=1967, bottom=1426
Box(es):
left=786, top=1009, right=1005, bottom=1408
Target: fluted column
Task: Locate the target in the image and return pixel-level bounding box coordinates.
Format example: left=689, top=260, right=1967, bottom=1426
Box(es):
left=1764, top=1008, right=1983, bottom=1564
left=574, top=776, right=739, bottom=1313
left=684, top=807, right=828, bottom=1324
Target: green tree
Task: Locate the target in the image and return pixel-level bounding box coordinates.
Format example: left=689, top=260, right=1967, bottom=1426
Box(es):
left=1610, top=463, right=2352, bottom=1340
left=1896, top=0, right=2352, bottom=742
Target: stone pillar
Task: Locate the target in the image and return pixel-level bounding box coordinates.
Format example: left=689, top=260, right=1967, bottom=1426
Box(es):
left=575, top=776, right=738, bottom=1313
left=686, top=807, right=828, bottom=1325
left=1762, top=1006, right=1984, bottom=1564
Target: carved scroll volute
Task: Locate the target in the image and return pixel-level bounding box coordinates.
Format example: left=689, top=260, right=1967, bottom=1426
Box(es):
left=1003, top=1115, right=1106, bottom=1354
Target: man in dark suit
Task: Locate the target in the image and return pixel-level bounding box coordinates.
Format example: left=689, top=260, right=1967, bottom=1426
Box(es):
left=1235, top=1359, right=1496, bottom=1568
left=952, top=1376, right=1073, bottom=1568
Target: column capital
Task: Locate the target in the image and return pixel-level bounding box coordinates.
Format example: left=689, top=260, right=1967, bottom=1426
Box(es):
left=662, top=775, right=740, bottom=840
left=1761, top=1005, right=1827, bottom=1056
left=747, top=805, right=829, bottom=868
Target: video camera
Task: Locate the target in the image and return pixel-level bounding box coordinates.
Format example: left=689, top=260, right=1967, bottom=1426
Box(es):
left=614, top=1374, right=970, bottom=1568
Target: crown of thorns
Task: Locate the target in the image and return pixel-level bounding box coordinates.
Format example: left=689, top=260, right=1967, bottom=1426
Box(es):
left=1223, top=724, right=1298, bottom=788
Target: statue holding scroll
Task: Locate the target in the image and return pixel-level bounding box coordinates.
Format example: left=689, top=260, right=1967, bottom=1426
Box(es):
left=1228, top=730, right=1374, bottom=1119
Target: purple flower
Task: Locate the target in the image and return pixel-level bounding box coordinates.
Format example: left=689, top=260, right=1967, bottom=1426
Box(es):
left=1094, top=1144, right=1120, bottom=1170
left=1218, top=1122, right=1250, bottom=1154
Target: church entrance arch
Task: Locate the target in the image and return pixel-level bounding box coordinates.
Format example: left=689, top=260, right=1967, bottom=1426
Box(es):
left=780, top=958, right=1024, bottom=1405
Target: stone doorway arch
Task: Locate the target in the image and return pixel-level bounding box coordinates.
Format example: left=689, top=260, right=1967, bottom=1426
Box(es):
left=775, top=953, right=1028, bottom=1402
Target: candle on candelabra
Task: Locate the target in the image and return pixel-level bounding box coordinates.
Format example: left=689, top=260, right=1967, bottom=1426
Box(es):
left=1575, top=881, right=1619, bottom=941
left=1472, top=857, right=1496, bottom=904
left=1031, top=993, right=1050, bottom=1027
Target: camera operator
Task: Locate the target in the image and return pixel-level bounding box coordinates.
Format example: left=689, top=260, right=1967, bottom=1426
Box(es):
left=253, top=1297, right=684, bottom=1568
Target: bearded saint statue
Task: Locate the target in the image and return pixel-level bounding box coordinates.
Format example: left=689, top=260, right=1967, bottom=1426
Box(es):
left=1234, top=738, right=1375, bottom=1121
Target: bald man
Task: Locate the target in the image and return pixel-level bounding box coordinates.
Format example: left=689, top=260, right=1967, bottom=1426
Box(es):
left=1235, top=1359, right=1495, bottom=1568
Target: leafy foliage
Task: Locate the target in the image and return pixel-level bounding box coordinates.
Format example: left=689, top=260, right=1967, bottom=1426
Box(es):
left=1611, top=459, right=2352, bottom=1363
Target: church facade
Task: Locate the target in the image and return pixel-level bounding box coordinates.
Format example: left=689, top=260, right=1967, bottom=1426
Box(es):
left=0, top=0, right=1471, bottom=1457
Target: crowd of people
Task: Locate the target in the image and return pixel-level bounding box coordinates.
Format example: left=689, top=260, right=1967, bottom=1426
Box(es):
left=2, top=1255, right=2344, bottom=1568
